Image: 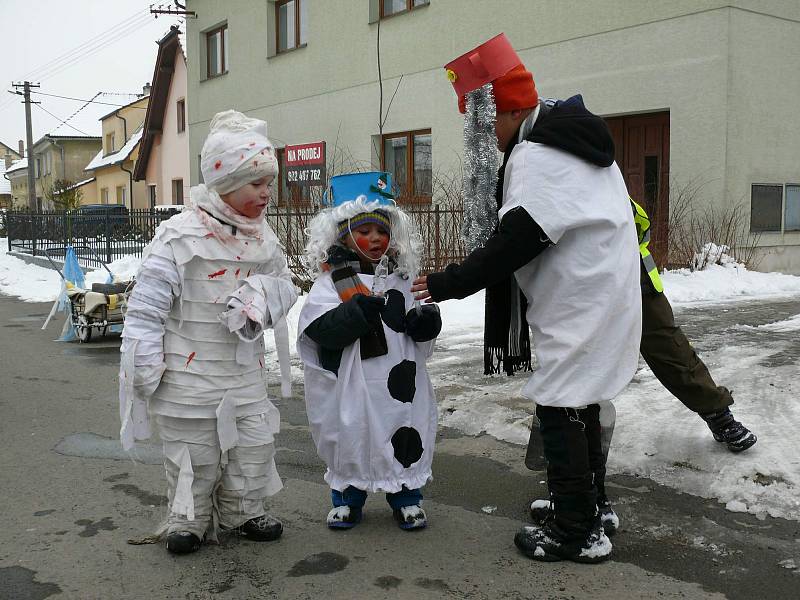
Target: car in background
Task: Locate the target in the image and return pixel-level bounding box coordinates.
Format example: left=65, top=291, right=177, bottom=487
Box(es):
left=70, top=204, right=130, bottom=237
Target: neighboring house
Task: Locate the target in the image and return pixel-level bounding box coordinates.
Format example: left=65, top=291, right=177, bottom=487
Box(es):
left=31, top=135, right=102, bottom=209
left=1, top=140, right=23, bottom=168
left=0, top=160, right=11, bottom=209
left=5, top=157, right=28, bottom=208
left=84, top=93, right=150, bottom=209
left=134, top=26, right=190, bottom=208
left=186, top=0, right=800, bottom=273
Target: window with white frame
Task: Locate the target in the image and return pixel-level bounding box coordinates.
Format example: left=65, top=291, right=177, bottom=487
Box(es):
left=206, top=24, right=228, bottom=78
left=750, top=183, right=800, bottom=233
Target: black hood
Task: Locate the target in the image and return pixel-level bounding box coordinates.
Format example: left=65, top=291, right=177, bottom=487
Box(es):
left=526, top=95, right=615, bottom=167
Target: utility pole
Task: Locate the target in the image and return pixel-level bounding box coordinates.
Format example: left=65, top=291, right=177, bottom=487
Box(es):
left=12, top=81, right=40, bottom=212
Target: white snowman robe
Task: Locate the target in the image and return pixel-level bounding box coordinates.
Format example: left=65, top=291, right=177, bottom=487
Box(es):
left=119, top=206, right=297, bottom=538
left=297, top=272, right=438, bottom=494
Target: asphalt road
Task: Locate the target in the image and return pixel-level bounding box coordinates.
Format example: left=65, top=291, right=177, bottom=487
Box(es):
left=0, top=294, right=798, bottom=599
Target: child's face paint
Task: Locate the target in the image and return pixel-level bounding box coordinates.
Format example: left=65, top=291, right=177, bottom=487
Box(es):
left=220, top=176, right=274, bottom=218
left=344, top=222, right=390, bottom=262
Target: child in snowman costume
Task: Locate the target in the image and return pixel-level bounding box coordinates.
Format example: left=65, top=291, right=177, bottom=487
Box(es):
left=119, top=110, right=297, bottom=554
left=298, top=172, right=442, bottom=530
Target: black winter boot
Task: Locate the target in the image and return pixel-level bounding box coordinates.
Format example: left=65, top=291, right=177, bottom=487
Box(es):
left=166, top=531, right=201, bottom=554
left=236, top=514, right=283, bottom=541
left=529, top=496, right=619, bottom=536
left=514, top=516, right=611, bottom=563
left=700, top=407, right=757, bottom=452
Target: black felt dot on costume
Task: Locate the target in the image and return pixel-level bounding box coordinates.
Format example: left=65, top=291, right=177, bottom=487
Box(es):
left=388, top=360, right=416, bottom=403
left=381, top=289, right=406, bottom=333
left=391, top=427, right=423, bottom=468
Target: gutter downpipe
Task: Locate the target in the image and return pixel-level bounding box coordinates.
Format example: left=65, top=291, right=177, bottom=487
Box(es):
left=116, top=113, right=134, bottom=210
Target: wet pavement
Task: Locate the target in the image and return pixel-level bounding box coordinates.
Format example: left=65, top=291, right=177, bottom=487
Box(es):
left=0, top=293, right=798, bottom=599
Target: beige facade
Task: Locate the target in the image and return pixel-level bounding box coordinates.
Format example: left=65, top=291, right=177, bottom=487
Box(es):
left=30, top=136, right=101, bottom=209
left=6, top=159, right=28, bottom=208
left=186, top=0, right=800, bottom=273
left=85, top=96, right=150, bottom=209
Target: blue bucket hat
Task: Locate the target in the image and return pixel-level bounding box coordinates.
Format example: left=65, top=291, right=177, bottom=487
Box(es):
left=323, top=171, right=395, bottom=207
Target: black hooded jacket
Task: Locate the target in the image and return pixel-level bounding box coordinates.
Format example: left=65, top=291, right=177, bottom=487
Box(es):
left=427, top=95, right=616, bottom=301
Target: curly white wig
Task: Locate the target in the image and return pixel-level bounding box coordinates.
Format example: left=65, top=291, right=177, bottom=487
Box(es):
left=303, top=196, right=423, bottom=280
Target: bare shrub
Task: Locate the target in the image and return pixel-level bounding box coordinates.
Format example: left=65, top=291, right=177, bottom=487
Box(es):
left=668, top=179, right=762, bottom=270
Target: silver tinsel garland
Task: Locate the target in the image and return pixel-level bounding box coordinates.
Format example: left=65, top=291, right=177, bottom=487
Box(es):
left=461, top=83, right=500, bottom=253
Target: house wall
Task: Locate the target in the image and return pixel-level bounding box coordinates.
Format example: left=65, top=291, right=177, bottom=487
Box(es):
left=32, top=139, right=101, bottom=207
left=186, top=0, right=800, bottom=272
left=724, top=9, right=800, bottom=272
left=8, top=171, right=27, bottom=208
left=145, top=46, right=190, bottom=205
left=100, top=98, right=149, bottom=155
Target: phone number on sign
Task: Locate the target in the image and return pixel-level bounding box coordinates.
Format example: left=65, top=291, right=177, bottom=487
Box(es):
left=287, top=169, right=321, bottom=182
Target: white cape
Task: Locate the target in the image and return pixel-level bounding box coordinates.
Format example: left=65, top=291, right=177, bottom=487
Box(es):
left=297, top=272, right=437, bottom=493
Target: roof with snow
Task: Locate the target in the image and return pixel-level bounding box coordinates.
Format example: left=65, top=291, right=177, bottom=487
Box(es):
left=6, top=157, right=28, bottom=174
left=53, top=177, right=96, bottom=194
left=84, top=128, right=143, bottom=172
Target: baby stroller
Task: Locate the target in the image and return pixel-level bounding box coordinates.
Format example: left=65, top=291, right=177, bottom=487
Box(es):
left=44, top=246, right=135, bottom=342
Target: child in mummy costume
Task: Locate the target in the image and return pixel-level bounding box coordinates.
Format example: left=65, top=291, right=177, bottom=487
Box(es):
left=297, top=172, right=442, bottom=530
left=119, top=110, right=297, bottom=554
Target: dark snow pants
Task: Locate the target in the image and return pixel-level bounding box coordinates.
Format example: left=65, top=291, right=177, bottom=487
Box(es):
left=536, top=404, right=603, bottom=539
left=640, top=286, right=733, bottom=415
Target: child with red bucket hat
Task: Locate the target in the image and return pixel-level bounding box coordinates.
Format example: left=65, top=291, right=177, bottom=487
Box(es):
left=412, top=33, right=641, bottom=563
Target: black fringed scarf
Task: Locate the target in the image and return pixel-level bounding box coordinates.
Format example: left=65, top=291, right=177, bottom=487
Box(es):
left=324, top=245, right=398, bottom=360
left=483, top=135, right=534, bottom=376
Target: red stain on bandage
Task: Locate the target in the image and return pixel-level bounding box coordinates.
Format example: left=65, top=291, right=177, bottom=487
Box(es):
left=235, top=268, right=241, bottom=277
left=214, top=160, right=222, bottom=170
left=208, top=269, right=227, bottom=279
left=185, top=352, right=196, bottom=368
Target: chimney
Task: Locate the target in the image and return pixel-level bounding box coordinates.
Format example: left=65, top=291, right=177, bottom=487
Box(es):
left=142, top=82, right=152, bottom=97
left=18, top=140, right=24, bottom=157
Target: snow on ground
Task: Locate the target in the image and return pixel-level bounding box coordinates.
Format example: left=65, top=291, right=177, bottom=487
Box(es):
left=0, top=239, right=141, bottom=302
left=2, top=237, right=800, bottom=521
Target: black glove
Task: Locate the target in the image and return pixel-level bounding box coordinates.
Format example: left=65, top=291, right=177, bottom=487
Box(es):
left=351, top=293, right=385, bottom=322
left=405, top=304, right=442, bottom=342
left=381, top=289, right=407, bottom=333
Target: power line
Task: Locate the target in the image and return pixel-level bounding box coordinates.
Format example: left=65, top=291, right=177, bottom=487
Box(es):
left=29, top=90, right=145, bottom=109
left=33, top=103, right=93, bottom=137
left=0, top=12, right=151, bottom=113
left=20, top=9, right=150, bottom=81
left=51, top=92, right=102, bottom=134
left=31, top=14, right=154, bottom=83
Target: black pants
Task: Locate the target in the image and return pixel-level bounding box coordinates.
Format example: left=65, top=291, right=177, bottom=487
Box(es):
left=640, top=288, right=733, bottom=415
left=536, top=404, right=603, bottom=539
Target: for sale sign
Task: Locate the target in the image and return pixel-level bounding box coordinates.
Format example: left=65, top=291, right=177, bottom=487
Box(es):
left=283, top=141, right=326, bottom=187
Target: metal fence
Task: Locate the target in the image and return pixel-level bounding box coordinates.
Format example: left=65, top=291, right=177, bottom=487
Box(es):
left=7, top=203, right=467, bottom=281
left=265, top=202, right=466, bottom=287
left=5, top=209, right=175, bottom=269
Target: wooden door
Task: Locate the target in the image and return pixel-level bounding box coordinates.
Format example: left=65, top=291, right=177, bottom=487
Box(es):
left=606, top=112, right=670, bottom=267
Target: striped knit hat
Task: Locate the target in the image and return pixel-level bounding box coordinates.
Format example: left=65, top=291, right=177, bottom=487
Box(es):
left=337, top=210, right=391, bottom=240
